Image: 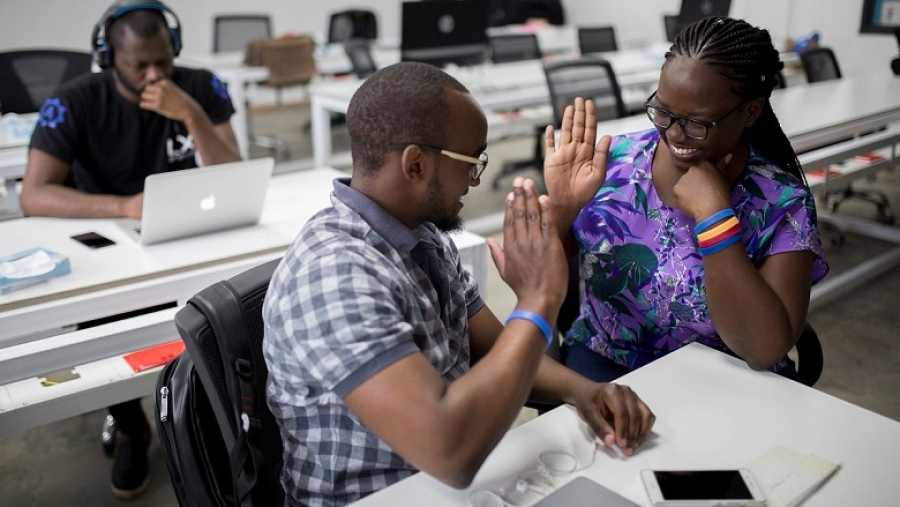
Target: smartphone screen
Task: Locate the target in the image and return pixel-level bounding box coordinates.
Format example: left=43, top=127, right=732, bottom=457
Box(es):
left=654, top=470, right=753, bottom=500
left=71, top=231, right=116, bottom=249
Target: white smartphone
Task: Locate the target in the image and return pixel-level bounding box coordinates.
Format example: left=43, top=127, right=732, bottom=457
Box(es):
left=640, top=469, right=766, bottom=507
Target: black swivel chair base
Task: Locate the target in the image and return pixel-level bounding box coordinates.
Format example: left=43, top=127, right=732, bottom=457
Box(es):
left=826, top=187, right=895, bottom=225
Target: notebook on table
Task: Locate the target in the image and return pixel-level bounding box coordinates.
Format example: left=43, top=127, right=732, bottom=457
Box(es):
left=117, top=157, right=274, bottom=245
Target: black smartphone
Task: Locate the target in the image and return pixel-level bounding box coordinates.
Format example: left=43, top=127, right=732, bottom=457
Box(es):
left=71, top=231, right=116, bottom=249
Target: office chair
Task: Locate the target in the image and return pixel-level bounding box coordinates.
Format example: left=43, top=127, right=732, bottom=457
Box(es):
left=487, top=34, right=545, bottom=189
left=489, top=33, right=541, bottom=64
left=156, top=259, right=284, bottom=506
left=0, top=49, right=92, bottom=217
left=663, top=14, right=679, bottom=43
left=776, top=70, right=787, bottom=89
left=0, top=49, right=93, bottom=114
left=212, top=15, right=272, bottom=53
left=798, top=46, right=894, bottom=223
left=244, top=35, right=318, bottom=159
left=799, top=47, right=842, bottom=83
left=211, top=15, right=291, bottom=159
left=492, top=57, right=627, bottom=190
left=577, top=26, right=618, bottom=55
left=343, top=39, right=377, bottom=79
left=327, top=9, right=378, bottom=44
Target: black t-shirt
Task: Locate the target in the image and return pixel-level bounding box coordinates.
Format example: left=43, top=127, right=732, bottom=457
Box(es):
left=29, top=67, right=235, bottom=195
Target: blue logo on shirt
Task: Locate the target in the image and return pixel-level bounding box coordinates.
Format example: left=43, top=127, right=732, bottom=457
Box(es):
left=211, top=75, right=230, bottom=100
left=38, top=98, right=66, bottom=129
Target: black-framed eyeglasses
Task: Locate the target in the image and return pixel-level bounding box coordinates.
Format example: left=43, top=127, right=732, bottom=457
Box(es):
left=644, top=91, right=746, bottom=141
left=389, top=143, right=489, bottom=180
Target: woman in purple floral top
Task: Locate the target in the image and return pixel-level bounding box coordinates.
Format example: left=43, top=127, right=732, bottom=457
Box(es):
left=544, top=17, right=829, bottom=382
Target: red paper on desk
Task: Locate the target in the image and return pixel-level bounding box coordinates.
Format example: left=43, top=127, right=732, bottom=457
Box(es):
left=854, top=152, right=885, bottom=164
left=807, top=167, right=840, bottom=178
left=123, top=340, right=185, bottom=373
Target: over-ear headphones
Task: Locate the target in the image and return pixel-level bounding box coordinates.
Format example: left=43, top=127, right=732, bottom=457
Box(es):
left=91, top=0, right=182, bottom=70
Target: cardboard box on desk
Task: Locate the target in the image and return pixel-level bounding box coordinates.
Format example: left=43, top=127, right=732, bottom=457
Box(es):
left=0, top=247, right=71, bottom=294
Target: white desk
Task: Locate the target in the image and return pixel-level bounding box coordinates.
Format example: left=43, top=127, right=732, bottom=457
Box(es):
left=309, top=49, right=665, bottom=168
left=350, top=343, right=900, bottom=507
left=0, top=167, right=489, bottom=436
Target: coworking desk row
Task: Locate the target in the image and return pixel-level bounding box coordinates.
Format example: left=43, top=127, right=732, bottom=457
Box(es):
left=0, top=167, right=489, bottom=436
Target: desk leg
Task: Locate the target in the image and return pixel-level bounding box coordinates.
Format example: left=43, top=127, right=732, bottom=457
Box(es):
left=227, top=79, right=251, bottom=160
left=311, top=95, right=332, bottom=168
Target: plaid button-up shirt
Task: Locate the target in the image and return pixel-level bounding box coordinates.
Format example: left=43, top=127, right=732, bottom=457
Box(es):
left=263, top=178, right=484, bottom=506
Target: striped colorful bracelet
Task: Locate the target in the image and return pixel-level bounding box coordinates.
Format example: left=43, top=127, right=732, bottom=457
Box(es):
left=506, top=310, right=554, bottom=350
left=697, top=217, right=739, bottom=242
left=695, top=208, right=736, bottom=235
left=698, top=218, right=741, bottom=247
left=699, top=232, right=743, bottom=256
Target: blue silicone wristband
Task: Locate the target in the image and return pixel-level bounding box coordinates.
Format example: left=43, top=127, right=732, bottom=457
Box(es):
left=506, top=310, right=553, bottom=350
left=699, top=231, right=742, bottom=256
left=695, top=208, right=736, bottom=235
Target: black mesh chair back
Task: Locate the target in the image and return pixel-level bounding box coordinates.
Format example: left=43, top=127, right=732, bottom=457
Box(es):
left=344, top=39, right=377, bottom=79
left=663, top=14, right=679, bottom=43
left=213, top=15, right=272, bottom=53
left=543, top=58, right=626, bottom=340
left=799, top=47, right=842, bottom=83
left=489, top=34, right=541, bottom=64
left=543, top=57, right=627, bottom=128
left=328, top=9, right=378, bottom=44
left=776, top=70, right=787, bottom=89
left=0, top=49, right=93, bottom=114
left=577, top=26, right=618, bottom=54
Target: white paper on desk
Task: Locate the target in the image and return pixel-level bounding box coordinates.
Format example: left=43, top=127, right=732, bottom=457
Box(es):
left=747, top=445, right=840, bottom=507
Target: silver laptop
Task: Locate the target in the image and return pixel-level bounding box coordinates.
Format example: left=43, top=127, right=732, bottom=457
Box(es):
left=118, top=157, right=274, bottom=245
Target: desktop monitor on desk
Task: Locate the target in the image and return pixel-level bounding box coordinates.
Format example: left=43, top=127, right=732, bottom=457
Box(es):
left=674, top=0, right=731, bottom=38
left=859, top=0, right=900, bottom=75
left=400, top=1, right=489, bottom=68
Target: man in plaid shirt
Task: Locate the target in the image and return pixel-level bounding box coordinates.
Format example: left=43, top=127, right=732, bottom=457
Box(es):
left=263, top=62, right=655, bottom=506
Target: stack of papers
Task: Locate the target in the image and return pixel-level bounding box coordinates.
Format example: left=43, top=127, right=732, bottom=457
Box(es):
left=748, top=446, right=840, bottom=507
left=0, top=247, right=70, bottom=294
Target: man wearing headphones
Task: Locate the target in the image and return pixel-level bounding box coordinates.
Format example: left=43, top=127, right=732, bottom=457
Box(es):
left=21, top=0, right=240, bottom=218
left=21, top=0, right=240, bottom=499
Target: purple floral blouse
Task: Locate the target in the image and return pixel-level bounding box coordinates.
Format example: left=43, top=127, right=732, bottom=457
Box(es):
left=566, top=129, right=829, bottom=373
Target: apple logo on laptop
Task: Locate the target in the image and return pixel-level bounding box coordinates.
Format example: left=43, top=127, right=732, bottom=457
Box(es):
left=200, top=194, right=217, bottom=211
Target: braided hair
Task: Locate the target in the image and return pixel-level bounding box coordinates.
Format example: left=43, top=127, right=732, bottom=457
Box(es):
left=666, top=17, right=805, bottom=184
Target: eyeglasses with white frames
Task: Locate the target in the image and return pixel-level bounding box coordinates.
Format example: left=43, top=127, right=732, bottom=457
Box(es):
left=389, top=143, right=489, bottom=180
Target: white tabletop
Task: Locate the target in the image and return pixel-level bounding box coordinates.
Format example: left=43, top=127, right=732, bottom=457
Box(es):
left=0, top=166, right=489, bottom=435
left=351, top=343, right=900, bottom=507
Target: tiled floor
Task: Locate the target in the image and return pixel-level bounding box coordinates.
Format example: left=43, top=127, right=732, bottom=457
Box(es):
left=2, top=102, right=898, bottom=506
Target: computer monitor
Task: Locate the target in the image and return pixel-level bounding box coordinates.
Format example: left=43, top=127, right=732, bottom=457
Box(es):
left=859, top=0, right=900, bottom=74
left=860, top=0, right=900, bottom=34
left=488, top=0, right=565, bottom=26
left=674, top=0, right=732, bottom=37
left=400, top=1, right=489, bottom=68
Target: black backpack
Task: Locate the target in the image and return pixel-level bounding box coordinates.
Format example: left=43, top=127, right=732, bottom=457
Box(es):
left=155, top=259, right=285, bottom=507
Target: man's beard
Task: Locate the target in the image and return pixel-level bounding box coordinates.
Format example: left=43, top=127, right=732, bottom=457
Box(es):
left=424, top=169, right=463, bottom=233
